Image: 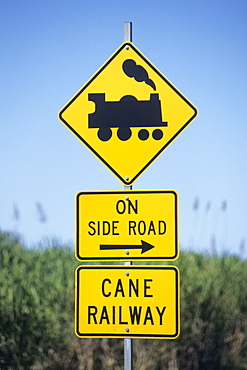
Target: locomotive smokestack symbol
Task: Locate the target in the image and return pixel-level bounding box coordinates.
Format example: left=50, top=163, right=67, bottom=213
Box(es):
left=123, top=59, right=156, bottom=90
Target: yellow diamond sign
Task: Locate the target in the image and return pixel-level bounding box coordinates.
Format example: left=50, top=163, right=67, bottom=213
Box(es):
left=59, top=42, right=198, bottom=185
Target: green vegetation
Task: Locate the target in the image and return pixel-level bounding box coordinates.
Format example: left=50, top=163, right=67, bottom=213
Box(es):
left=0, top=230, right=246, bottom=369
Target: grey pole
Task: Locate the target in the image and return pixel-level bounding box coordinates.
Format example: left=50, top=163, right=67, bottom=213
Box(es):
left=124, top=186, right=133, bottom=370
left=124, top=22, right=132, bottom=42
left=123, top=21, right=133, bottom=370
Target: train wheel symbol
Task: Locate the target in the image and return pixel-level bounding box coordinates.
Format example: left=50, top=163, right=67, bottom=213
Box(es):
left=117, top=127, right=132, bottom=141
left=98, top=127, right=112, bottom=141
left=138, top=129, right=149, bottom=140
left=152, top=129, right=163, bottom=140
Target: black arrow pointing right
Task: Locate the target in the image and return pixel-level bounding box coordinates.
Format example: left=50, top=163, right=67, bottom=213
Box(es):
left=100, top=240, right=155, bottom=254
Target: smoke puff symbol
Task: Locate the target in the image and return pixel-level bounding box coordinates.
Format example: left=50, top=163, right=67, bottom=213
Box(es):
left=123, top=59, right=156, bottom=90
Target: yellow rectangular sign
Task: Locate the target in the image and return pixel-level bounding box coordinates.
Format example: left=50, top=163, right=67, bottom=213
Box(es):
left=75, top=265, right=180, bottom=339
left=76, top=190, right=179, bottom=261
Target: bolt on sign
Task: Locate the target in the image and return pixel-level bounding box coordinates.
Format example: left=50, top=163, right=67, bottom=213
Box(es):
left=75, top=265, right=180, bottom=339
left=76, top=190, right=179, bottom=261
left=59, top=42, right=198, bottom=186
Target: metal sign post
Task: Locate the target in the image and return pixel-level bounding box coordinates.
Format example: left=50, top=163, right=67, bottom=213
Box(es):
left=124, top=190, right=133, bottom=366
left=124, top=21, right=133, bottom=370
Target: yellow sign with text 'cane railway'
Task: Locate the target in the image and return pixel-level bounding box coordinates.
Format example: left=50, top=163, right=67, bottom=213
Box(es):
left=75, top=265, right=180, bottom=339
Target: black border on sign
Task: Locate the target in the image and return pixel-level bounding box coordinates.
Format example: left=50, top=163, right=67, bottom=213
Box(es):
left=75, top=265, right=180, bottom=339
left=59, top=42, right=198, bottom=186
left=76, top=190, right=178, bottom=261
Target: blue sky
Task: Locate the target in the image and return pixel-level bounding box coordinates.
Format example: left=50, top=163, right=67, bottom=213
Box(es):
left=0, top=0, right=246, bottom=257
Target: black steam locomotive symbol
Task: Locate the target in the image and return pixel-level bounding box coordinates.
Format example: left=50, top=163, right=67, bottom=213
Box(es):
left=88, top=93, right=168, bottom=142
left=88, top=58, right=168, bottom=141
